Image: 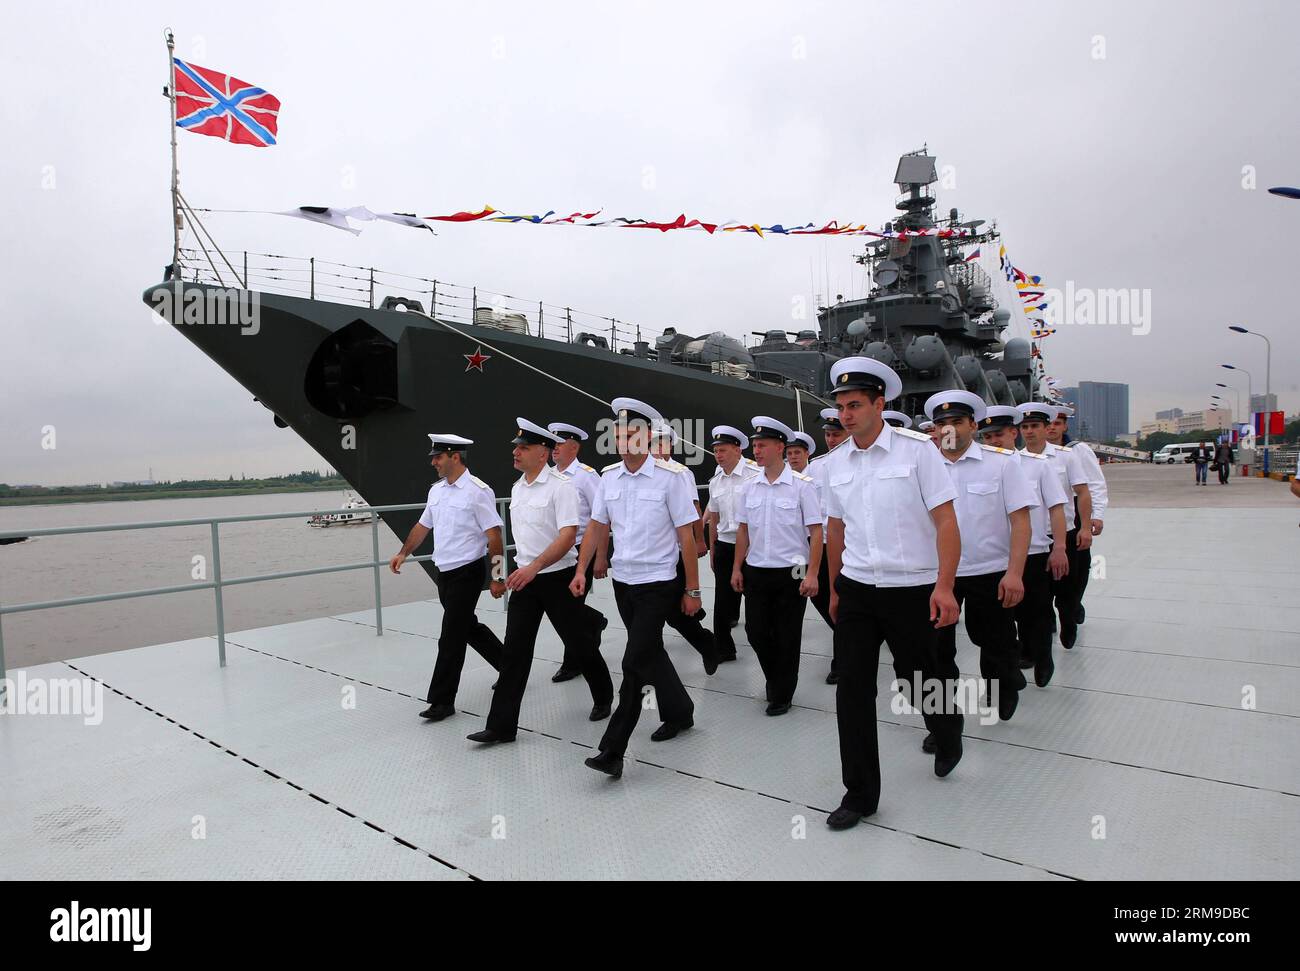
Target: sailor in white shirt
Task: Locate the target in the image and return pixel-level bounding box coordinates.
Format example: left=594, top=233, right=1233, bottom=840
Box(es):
left=650, top=422, right=720, bottom=671
left=785, top=430, right=816, bottom=473
left=882, top=411, right=913, bottom=429
left=731, top=417, right=823, bottom=715
left=821, top=358, right=964, bottom=831
left=571, top=397, right=706, bottom=778
left=978, top=407, right=1071, bottom=687
left=1048, top=405, right=1107, bottom=629
left=389, top=433, right=505, bottom=721
left=467, top=419, right=614, bottom=745
left=919, top=419, right=939, bottom=445
left=925, top=391, right=1036, bottom=733
left=808, top=408, right=848, bottom=683
left=1018, top=403, right=1092, bottom=662
left=546, top=420, right=608, bottom=683
left=704, top=425, right=760, bottom=661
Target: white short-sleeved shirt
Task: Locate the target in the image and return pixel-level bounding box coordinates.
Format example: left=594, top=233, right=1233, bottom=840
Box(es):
left=1064, top=440, right=1108, bottom=521
left=736, top=464, right=823, bottom=569
left=591, top=457, right=701, bottom=584
left=510, top=464, right=580, bottom=574
left=1039, top=443, right=1089, bottom=519
left=706, top=458, right=760, bottom=543
left=1014, top=450, right=1069, bottom=554
left=824, top=424, right=958, bottom=587
left=939, top=443, right=1037, bottom=576
left=552, top=458, right=600, bottom=542
left=417, top=471, right=503, bottom=571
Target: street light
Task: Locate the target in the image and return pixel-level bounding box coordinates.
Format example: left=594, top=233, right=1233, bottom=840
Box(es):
left=1215, top=381, right=1241, bottom=419
left=1229, top=325, right=1273, bottom=455
left=1219, top=364, right=1253, bottom=419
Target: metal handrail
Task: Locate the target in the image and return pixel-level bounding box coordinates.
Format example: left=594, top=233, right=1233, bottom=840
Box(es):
left=0, top=498, right=514, bottom=690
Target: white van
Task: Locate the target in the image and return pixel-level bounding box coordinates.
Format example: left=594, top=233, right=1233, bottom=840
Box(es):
left=1153, top=442, right=1211, bottom=464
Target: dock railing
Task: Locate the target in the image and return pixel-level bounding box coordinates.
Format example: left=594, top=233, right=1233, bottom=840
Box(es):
left=0, top=498, right=515, bottom=695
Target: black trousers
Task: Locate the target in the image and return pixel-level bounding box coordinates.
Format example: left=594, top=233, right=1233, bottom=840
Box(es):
left=743, top=565, right=807, bottom=706
left=809, top=554, right=837, bottom=673
left=665, top=557, right=716, bottom=661
left=558, top=556, right=605, bottom=670
left=599, top=578, right=695, bottom=756
left=1051, top=528, right=1087, bottom=628
left=941, top=572, right=1019, bottom=702
left=427, top=556, right=504, bottom=706
left=1217, top=462, right=1230, bottom=484
left=711, top=541, right=743, bottom=654
left=1016, top=551, right=1054, bottom=663
left=486, top=566, right=612, bottom=737
left=833, top=576, right=963, bottom=815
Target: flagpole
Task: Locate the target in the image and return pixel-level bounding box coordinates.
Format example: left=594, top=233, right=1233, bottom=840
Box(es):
left=166, top=28, right=181, bottom=279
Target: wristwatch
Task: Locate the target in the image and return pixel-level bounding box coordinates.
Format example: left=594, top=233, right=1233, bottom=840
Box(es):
left=685, top=588, right=702, bottom=598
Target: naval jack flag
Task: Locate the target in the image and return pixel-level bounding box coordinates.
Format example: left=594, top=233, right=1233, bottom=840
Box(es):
left=172, top=58, right=280, bottom=147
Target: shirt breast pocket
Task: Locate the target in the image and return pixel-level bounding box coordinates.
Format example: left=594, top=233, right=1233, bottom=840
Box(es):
left=775, top=497, right=800, bottom=522
left=966, top=481, right=999, bottom=497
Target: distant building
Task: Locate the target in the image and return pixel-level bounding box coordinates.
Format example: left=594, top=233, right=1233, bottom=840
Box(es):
left=1140, top=418, right=1178, bottom=438
left=1155, top=407, right=1184, bottom=420
left=1176, top=410, right=1232, bottom=435
left=1117, top=432, right=1138, bottom=446
left=1250, top=393, right=1278, bottom=415
left=109, top=480, right=156, bottom=487
left=1063, top=381, right=1130, bottom=442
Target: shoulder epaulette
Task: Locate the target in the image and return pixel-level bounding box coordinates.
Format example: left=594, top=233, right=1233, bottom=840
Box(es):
left=654, top=457, right=688, bottom=473
left=468, top=475, right=492, bottom=491
left=602, top=461, right=622, bottom=472
left=1018, top=449, right=1047, bottom=460
left=744, top=458, right=760, bottom=467
left=579, top=463, right=596, bottom=473
left=792, top=470, right=813, bottom=482
left=980, top=443, right=1014, bottom=456
left=895, top=427, right=931, bottom=442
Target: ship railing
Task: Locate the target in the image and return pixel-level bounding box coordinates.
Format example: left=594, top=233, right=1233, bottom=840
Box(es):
left=175, top=247, right=647, bottom=352
left=0, top=486, right=710, bottom=693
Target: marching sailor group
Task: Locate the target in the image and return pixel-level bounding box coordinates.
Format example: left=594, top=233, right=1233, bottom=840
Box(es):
left=389, top=356, right=1102, bottom=828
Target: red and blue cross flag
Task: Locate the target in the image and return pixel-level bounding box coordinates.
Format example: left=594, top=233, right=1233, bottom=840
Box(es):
left=173, top=58, right=280, bottom=147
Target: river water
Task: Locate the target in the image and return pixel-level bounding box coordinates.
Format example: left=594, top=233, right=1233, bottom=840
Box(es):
left=0, top=491, right=435, bottom=668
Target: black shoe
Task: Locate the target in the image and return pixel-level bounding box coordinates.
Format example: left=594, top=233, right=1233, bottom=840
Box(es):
left=825, top=670, right=840, bottom=685
left=703, top=652, right=720, bottom=676
left=1061, top=623, right=1077, bottom=650
left=419, top=703, right=455, bottom=721
left=1035, top=657, right=1055, bottom=688
left=921, top=732, right=937, bottom=754
left=1075, top=605, right=1086, bottom=625
left=717, top=651, right=738, bottom=663
left=998, top=688, right=1020, bottom=722
left=650, top=719, right=693, bottom=742
left=1019, top=655, right=1034, bottom=670
left=490, top=679, right=499, bottom=690
left=765, top=701, right=791, bottom=716
left=551, top=667, right=580, bottom=683
left=588, top=702, right=611, bottom=721
left=466, top=728, right=515, bottom=744
left=826, top=806, right=868, bottom=830
left=599, top=615, right=609, bottom=632
left=934, top=738, right=963, bottom=778
left=584, top=751, right=623, bottom=778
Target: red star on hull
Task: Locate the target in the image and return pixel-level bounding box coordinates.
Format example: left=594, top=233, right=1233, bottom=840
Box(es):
left=463, top=346, right=491, bottom=372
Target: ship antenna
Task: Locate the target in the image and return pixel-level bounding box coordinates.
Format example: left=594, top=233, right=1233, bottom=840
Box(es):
left=165, top=28, right=181, bottom=280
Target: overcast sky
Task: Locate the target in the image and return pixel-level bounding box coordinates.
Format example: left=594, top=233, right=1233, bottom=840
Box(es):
left=2, top=0, right=1296, bottom=486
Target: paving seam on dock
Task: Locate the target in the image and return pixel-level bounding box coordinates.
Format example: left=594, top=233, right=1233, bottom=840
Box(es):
left=61, top=659, right=483, bottom=881
left=224, top=638, right=1070, bottom=881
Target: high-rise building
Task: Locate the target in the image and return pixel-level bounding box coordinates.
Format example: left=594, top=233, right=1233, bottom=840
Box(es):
left=1155, top=407, right=1184, bottom=420
left=1063, top=381, right=1130, bottom=442
left=1250, top=393, right=1278, bottom=415
left=1176, top=409, right=1233, bottom=434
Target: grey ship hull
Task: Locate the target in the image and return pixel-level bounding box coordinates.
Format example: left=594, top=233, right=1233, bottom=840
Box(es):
left=143, top=282, right=828, bottom=581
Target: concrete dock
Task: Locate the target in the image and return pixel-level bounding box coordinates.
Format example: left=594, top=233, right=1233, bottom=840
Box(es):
left=3, top=464, right=1297, bottom=880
